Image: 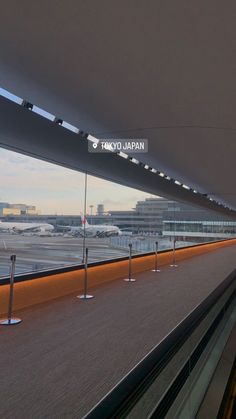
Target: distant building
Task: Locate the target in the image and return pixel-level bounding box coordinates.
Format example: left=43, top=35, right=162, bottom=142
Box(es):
left=97, top=204, right=104, bottom=215
left=163, top=220, right=236, bottom=242
left=13, top=204, right=40, bottom=214
left=0, top=202, right=40, bottom=217
left=106, top=198, right=168, bottom=233
left=13, top=203, right=29, bottom=211
left=27, top=208, right=41, bottom=215
left=88, top=198, right=188, bottom=233
left=0, top=202, right=10, bottom=216
left=2, top=207, right=21, bottom=216
left=85, top=197, right=234, bottom=234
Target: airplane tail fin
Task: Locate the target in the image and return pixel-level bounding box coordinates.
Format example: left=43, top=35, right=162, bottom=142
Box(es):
left=81, top=214, right=89, bottom=228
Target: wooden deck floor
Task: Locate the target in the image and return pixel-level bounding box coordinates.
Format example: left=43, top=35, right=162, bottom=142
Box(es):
left=0, top=245, right=235, bottom=419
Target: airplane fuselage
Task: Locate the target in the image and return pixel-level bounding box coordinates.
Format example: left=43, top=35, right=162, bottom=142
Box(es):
left=0, top=221, right=54, bottom=233
left=65, top=224, right=121, bottom=237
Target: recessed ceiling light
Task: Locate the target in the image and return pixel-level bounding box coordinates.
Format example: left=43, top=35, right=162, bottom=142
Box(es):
left=118, top=152, right=128, bottom=159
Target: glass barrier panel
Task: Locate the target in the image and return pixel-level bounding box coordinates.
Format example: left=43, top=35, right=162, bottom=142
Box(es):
left=0, top=147, right=236, bottom=278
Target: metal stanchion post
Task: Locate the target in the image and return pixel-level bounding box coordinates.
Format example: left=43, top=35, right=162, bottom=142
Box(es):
left=124, top=243, right=136, bottom=282
left=78, top=247, right=94, bottom=299
left=81, top=172, right=88, bottom=264
left=151, top=241, right=161, bottom=272
left=0, top=255, right=22, bottom=325
left=170, top=238, right=178, bottom=267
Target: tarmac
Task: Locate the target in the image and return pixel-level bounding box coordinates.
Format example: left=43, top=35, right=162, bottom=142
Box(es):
left=0, top=233, right=130, bottom=277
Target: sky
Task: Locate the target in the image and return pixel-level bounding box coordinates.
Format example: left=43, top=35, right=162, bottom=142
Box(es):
left=0, top=148, right=154, bottom=215
left=0, top=86, right=156, bottom=214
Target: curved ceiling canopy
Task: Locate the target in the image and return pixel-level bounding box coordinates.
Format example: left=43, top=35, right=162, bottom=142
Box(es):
left=0, top=95, right=235, bottom=219
left=0, top=1, right=236, bottom=215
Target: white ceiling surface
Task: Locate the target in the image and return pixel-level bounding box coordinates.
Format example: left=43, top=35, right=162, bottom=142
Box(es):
left=0, top=1, right=236, bottom=209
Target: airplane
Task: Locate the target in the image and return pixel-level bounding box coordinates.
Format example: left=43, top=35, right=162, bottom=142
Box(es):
left=58, top=216, right=121, bottom=238
left=0, top=220, right=54, bottom=234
